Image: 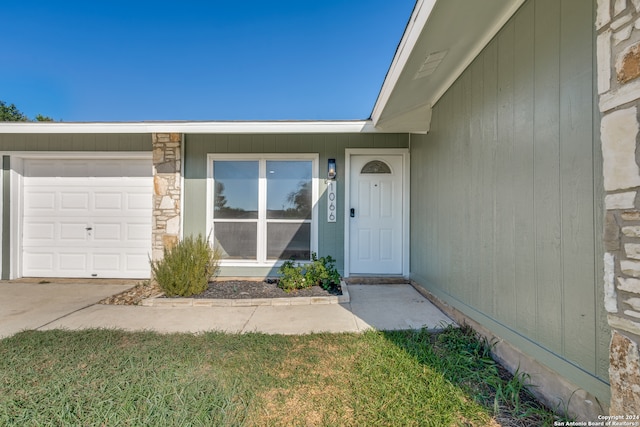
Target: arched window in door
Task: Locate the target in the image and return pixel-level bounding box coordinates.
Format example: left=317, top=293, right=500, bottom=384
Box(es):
left=360, top=160, right=392, bottom=174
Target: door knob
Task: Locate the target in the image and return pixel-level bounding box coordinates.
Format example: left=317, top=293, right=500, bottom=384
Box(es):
left=350, top=208, right=355, bottom=218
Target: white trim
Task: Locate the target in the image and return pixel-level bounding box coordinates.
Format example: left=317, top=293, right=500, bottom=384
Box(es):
left=206, top=153, right=319, bottom=268
left=258, top=161, right=267, bottom=262
left=179, top=134, right=185, bottom=240
left=10, top=158, right=23, bottom=279
left=371, top=0, right=438, bottom=124
left=0, top=155, right=3, bottom=279
left=344, top=148, right=410, bottom=278
left=8, top=151, right=152, bottom=279
left=0, top=121, right=382, bottom=134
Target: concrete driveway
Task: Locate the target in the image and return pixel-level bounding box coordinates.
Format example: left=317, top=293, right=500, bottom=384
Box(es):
left=0, top=280, right=136, bottom=339
left=0, top=280, right=454, bottom=339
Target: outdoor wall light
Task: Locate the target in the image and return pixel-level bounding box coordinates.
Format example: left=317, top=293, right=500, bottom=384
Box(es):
left=328, top=158, right=337, bottom=180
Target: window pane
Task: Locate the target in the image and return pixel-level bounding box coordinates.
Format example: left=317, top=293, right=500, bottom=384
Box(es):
left=361, top=160, right=392, bottom=174
left=267, top=161, right=312, bottom=219
left=214, top=222, right=257, bottom=259
left=267, top=223, right=311, bottom=260
left=213, top=161, right=258, bottom=219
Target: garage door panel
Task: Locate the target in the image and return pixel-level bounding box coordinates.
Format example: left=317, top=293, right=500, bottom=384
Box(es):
left=92, top=253, right=121, bottom=272
left=23, top=221, right=90, bottom=246
left=93, top=220, right=150, bottom=247
left=128, top=193, right=151, bottom=211
left=94, top=192, right=122, bottom=210
left=23, top=253, right=54, bottom=271
left=93, top=223, right=122, bottom=241
left=25, top=192, right=56, bottom=211
left=23, top=222, right=55, bottom=240
left=60, top=223, right=90, bottom=241
left=125, top=258, right=153, bottom=276
left=59, top=253, right=88, bottom=271
left=127, top=223, right=151, bottom=241
left=22, top=158, right=152, bottom=279
left=60, top=192, right=90, bottom=211
left=91, top=250, right=150, bottom=275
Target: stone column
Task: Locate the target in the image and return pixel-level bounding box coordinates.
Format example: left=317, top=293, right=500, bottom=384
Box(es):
left=152, top=133, right=182, bottom=261
left=597, top=0, right=640, bottom=414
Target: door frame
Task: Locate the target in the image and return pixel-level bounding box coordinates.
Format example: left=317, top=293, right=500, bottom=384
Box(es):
left=7, top=151, right=152, bottom=279
left=344, top=148, right=410, bottom=278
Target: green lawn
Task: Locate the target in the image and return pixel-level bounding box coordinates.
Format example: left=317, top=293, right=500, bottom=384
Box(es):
left=0, top=326, right=563, bottom=426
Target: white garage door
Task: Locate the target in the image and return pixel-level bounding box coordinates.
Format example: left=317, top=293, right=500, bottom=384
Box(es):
left=22, top=158, right=152, bottom=278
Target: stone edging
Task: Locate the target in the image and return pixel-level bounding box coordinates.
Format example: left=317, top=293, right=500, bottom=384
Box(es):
left=140, top=281, right=350, bottom=307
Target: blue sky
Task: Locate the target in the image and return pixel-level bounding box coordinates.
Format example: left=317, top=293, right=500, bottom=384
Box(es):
left=1, top=1, right=414, bottom=122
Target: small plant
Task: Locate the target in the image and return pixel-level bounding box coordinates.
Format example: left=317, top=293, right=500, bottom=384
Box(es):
left=278, top=259, right=308, bottom=292
left=492, top=366, right=531, bottom=414
left=277, top=252, right=341, bottom=293
left=305, top=253, right=341, bottom=291
left=150, top=234, right=221, bottom=297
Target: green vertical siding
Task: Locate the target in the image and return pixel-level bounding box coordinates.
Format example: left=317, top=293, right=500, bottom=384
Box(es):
left=183, top=133, right=408, bottom=276
left=0, top=134, right=151, bottom=152
left=410, top=0, right=608, bottom=401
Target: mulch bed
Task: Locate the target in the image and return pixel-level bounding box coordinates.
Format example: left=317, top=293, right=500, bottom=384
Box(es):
left=194, top=280, right=342, bottom=299
left=100, top=279, right=341, bottom=305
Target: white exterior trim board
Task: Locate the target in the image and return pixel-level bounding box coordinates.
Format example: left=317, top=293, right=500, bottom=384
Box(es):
left=8, top=151, right=152, bottom=280
left=371, top=0, right=437, bottom=124
left=0, top=121, right=381, bottom=134
left=343, top=148, right=410, bottom=278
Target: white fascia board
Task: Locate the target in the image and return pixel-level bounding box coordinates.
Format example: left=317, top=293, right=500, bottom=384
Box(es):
left=371, top=0, right=438, bottom=125
left=0, top=120, right=382, bottom=134
left=375, top=102, right=432, bottom=134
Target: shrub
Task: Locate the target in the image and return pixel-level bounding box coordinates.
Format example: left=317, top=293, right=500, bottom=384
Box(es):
left=277, top=260, right=308, bottom=292
left=305, top=253, right=341, bottom=291
left=277, top=253, right=341, bottom=293
left=150, top=234, right=221, bottom=297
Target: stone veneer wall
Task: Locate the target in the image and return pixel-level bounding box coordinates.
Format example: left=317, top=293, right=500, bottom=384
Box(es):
left=598, top=0, right=640, bottom=414
left=152, top=133, right=182, bottom=261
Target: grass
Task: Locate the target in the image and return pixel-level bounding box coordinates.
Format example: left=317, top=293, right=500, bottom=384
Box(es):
left=0, top=325, right=566, bottom=426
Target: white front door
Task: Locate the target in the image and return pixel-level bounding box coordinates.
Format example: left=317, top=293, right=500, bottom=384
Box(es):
left=21, top=158, right=152, bottom=278
left=349, top=154, right=403, bottom=275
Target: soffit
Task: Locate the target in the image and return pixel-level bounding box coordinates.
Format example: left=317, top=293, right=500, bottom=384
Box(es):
left=372, top=0, right=525, bottom=133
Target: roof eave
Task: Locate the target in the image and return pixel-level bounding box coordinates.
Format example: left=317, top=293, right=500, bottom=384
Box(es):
left=371, top=0, right=526, bottom=134
left=0, top=120, right=390, bottom=134
left=370, top=0, right=437, bottom=129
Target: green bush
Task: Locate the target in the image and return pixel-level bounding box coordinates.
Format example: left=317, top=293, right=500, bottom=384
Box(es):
left=305, top=253, right=341, bottom=290
left=277, top=259, right=308, bottom=292
left=150, top=234, right=221, bottom=297
left=277, top=253, right=340, bottom=293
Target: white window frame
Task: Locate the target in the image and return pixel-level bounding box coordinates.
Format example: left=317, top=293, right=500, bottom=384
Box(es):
left=207, top=153, right=319, bottom=267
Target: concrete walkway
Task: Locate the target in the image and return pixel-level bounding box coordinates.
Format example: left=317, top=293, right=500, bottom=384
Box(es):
left=0, top=281, right=454, bottom=339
